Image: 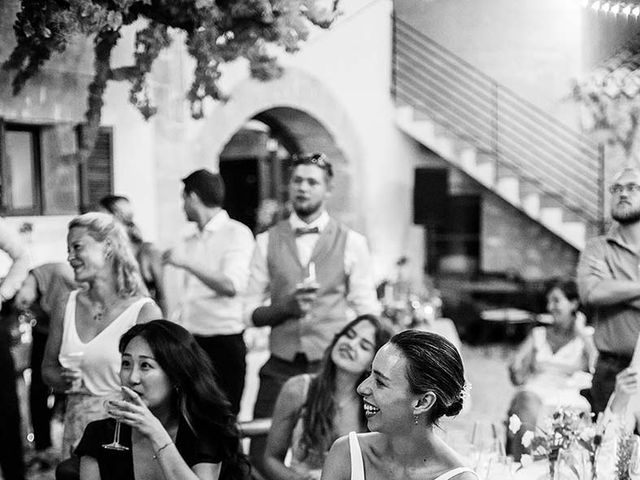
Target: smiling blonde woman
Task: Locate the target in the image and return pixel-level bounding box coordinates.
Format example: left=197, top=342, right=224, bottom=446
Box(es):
left=42, top=212, right=161, bottom=455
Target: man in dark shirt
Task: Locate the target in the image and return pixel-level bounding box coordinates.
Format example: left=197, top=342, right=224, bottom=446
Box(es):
left=578, top=167, right=640, bottom=413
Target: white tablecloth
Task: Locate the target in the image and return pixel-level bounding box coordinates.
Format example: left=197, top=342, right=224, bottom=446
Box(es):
left=513, top=460, right=547, bottom=479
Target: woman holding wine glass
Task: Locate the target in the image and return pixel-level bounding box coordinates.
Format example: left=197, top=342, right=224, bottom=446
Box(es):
left=42, top=212, right=161, bottom=456
left=75, top=320, right=250, bottom=480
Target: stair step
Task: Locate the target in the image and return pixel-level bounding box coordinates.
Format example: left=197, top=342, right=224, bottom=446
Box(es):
left=396, top=105, right=414, bottom=124
left=521, top=193, right=541, bottom=218
left=434, top=135, right=455, bottom=158
left=473, top=161, right=496, bottom=186
left=406, top=119, right=436, bottom=145
left=561, top=221, right=587, bottom=249
left=540, top=207, right=563, bottom=229
left=496, top=176, right=520, bottom=205
left=459, top=147, right=477, bottom=171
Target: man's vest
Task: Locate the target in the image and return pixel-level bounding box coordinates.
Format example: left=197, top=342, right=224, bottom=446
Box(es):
left=267, top=218, right=349, bottom=361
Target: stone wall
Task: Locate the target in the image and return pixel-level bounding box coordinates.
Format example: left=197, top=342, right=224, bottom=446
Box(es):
left=481, top=196, right=579, bottom=279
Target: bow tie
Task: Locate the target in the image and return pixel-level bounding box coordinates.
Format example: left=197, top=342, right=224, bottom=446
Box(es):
left=295, top=226, right=320, bottom=236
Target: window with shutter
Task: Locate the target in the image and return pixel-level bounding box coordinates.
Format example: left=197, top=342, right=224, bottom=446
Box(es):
left=41, top=124, right=80, bottom=214
left=78, top=126, right=114, bottom=213
left=0, top=121, right=42, bottom=215
left=0, top=121, right=114, bottom=215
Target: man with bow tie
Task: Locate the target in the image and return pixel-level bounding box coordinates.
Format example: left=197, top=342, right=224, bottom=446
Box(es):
left=244, top=153, right=379, bottom=471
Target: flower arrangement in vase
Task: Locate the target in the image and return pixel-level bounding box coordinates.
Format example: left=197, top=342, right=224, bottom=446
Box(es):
left=509, top=408, right=600, bottom=479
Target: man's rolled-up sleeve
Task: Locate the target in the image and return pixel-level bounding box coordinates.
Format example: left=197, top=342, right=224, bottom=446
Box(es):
left=345, top=231, right=381, bottom=316
left=220, top=226, right=255, bottom=294
left=577, top=239, right=610, bottom=305
left=242, top=233, right=271, bottom=326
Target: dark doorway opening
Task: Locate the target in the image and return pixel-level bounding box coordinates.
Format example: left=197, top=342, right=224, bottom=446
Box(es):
left=428, top=194, right=481, bottom=278
left=219, top=121, right=294, bottom=233
left=219, top=158, right=259, bottom=231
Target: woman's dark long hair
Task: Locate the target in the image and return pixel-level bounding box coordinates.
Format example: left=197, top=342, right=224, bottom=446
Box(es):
left=299, top=315, right=393, bottom=459
left=119, top=320, right=250, bottom=479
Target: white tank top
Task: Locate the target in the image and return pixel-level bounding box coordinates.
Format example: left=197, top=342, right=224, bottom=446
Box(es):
left=59, top=290, right=152, bottom=396
left=347, top=432, right=478, bottom=480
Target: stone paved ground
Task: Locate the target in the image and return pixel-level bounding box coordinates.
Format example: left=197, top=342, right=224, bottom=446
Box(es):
left=19, top=340, right=517, bottom=480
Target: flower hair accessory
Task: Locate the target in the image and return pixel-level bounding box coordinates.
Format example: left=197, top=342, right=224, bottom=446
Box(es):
left=459, top=381, right=472, bottom=402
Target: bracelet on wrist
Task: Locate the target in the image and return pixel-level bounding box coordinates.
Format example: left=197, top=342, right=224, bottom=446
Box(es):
left=152, top=441, right=173, bottom=460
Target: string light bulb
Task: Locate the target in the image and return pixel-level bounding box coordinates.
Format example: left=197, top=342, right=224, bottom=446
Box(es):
left=591, top=1, right=602, bottom=10
left=611, top=3, right=621, bottom=13
left=601, top=2, right=611, bottom=12
left=623, top=3, right=633, bottom=15
left=633, top=5, right=640, bottom=16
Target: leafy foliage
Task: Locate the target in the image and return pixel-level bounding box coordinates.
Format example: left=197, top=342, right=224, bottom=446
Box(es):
left=573, top=36, right=640, bottom=163
left=3, top=0, right=340, bottom=160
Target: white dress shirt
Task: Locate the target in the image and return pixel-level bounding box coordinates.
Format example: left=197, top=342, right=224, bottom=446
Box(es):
left=243, top=210, right=380, bottom=325
left=173, top=210, right=255, bottom=336
left=0, top=218, right=30, bottom=301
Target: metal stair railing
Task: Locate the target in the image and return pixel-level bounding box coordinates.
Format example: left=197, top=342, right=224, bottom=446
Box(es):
left=392, top=15, right=604, bottom=229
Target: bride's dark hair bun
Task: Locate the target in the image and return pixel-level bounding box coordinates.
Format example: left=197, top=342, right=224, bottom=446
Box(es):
left=390, top=330, right=466, bottom=425
left=444, top=398, right=464, bottom=417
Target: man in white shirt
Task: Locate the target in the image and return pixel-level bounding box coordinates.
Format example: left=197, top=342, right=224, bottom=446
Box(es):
left=164, top=169, right=254, bottom=414
left=244, top=153, right=380, bottom=468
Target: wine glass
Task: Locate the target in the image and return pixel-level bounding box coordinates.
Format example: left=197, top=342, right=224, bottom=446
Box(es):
left=102, top=396, right=129, bottom=451
left=484, top=455, right=514, bottom=480
left=59, top=351, right=85, bottom=393
left=470, top=421, right=504, bottom=478
left=296, top=262, right=319, bottom=321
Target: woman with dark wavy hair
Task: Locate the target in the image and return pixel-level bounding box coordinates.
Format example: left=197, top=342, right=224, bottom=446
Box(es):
left=76, top=320, right=250, bottom=480
left=262, top=315, right=392, bottom=480
left=322, top=330, right=477, bottom=480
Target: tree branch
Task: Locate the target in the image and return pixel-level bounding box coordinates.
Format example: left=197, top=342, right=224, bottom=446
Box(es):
left=79, top=29, right=121, bottom=164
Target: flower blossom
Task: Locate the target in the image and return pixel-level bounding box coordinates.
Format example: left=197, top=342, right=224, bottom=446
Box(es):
left=509, top=414, right=522, bottom=434
left=521, top=430, right=534, bottom=448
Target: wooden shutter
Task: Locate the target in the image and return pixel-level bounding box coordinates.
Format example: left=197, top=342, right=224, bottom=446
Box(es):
left=78, top=126, right=113, bottom=212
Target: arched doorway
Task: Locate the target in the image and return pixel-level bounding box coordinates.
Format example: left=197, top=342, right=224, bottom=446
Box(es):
left=219, top=107, right=349, bottom=233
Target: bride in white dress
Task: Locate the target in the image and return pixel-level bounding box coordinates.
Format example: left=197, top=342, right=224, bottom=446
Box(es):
left=321, top=330, right=478, bottom=480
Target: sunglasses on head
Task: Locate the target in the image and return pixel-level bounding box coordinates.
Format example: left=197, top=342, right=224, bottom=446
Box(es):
left=291, top=153, right=333, bottom=177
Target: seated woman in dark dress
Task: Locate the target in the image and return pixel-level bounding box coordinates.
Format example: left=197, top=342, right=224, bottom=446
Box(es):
left=75, top=320, right=249, bottom=480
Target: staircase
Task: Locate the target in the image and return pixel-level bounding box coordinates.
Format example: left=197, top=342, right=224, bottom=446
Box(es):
left=392, top=16, right=604, bottom=251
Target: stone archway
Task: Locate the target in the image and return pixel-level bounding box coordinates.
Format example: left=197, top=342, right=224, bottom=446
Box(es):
left=218, top=107, right=353, bottom=232
left=186, top=67, right=365, bottom=232
left=155, top=67, right=366, bottom=248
